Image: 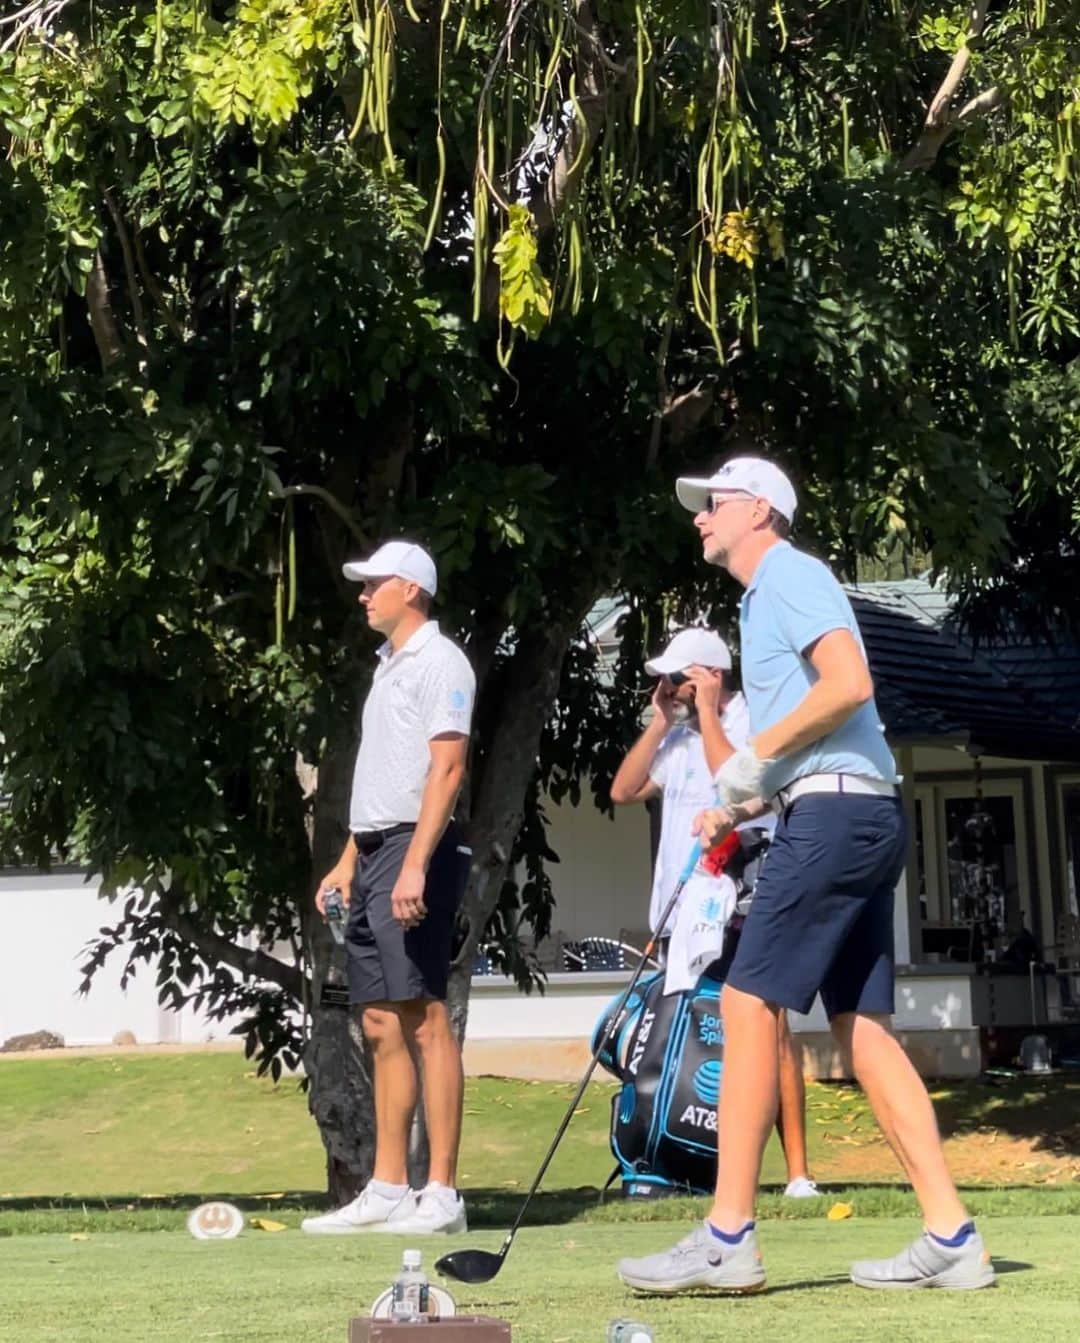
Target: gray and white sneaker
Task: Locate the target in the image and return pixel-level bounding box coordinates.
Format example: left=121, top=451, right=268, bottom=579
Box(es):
left=617, top=1221, right=766, bottom=1295
left=300, top=1183, right=416, bottom=1235
left=851, top=1230, right=995, bottom=1290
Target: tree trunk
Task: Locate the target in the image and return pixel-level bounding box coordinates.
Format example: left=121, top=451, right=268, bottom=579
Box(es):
left=447, top=597, right=599, bottom=1040
left=301, top=726, right=375, bottom=1203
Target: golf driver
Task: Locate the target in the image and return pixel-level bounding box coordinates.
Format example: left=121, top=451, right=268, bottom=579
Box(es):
left=436, top=840, right=706, bottom=1285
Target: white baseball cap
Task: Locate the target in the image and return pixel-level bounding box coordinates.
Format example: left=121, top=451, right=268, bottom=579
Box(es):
left=644, top=627, right=733, bottom=676
left=342, top=540, right=438, bottom=596
left=675, top=455, right=797, bottom=522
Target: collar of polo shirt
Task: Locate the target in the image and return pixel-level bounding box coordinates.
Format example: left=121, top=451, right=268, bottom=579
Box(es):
left=378, top=619, right=440, bottom=661
left=744, top=539, right=791, bottom=595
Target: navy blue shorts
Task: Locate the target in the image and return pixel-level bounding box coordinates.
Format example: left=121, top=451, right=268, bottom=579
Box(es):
left=726, top=793, right=906, bottom=1018
left=345, top=822, right=472, bottom=1006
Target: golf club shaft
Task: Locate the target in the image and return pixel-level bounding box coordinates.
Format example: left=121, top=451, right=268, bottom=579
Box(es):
left=500, top=841, right=704, bottom=1247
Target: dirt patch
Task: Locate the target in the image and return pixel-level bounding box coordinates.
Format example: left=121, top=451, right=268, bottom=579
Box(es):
left=812, top=1127, right=1080, bottom=1185
left=806, top=1076, right=1080, bottom=1186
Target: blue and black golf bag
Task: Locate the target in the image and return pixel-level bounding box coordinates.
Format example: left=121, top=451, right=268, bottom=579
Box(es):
left=592, top=827, right=770, bottom=1198
left=593, top=963, right=726, bottom=1198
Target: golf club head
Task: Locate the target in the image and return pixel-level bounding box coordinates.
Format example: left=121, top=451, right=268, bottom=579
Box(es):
left=434, top=1247, right=505, bottom=1284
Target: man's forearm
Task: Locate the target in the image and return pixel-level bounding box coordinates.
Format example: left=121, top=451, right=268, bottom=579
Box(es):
left=331, top=836, right=358, bottom=874
left=728, top=796, right=771, bottom=824
left=402, top=767, right=464, bottom=873
left=610, top=716, right=667, bottom=802
left=699, top=709, right=736, bottom=775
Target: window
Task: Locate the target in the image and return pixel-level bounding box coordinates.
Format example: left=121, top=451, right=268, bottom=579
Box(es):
left=942, top=794, right=1017, bottom=936
left=916, top=777, right=1034, bottom=958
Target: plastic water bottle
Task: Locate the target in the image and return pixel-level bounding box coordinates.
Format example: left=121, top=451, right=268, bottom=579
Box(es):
left=323, top=886, right=346, bottom=945
left=608, top=1322, right=655, bottom=1343
left=390, top=1249, right=430, bottom=1323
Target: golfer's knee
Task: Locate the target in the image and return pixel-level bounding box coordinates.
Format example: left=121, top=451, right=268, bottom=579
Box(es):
left=410, top=1000, right=455, bottom=1054
left=832, top=1011, right=893, bottom=1074
left=721, top=983, right=777, bottom=1029
left=361, top=1004, right=403, bottom=1047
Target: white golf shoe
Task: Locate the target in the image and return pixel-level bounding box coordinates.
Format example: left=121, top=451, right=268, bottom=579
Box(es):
left=301, top=1182, right=417, bottom=1235
left=783, top=1177, right=821, bottom=1198
left=382, top=1182, right=467, bottom=1235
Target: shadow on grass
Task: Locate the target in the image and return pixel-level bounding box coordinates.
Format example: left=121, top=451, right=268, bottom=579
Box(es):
left=3, top=1183, right=1079, bottom=1232
left=993, top=1259, right=1035, bottom=1275
left=918, top=1073, right=1080, bottom=1158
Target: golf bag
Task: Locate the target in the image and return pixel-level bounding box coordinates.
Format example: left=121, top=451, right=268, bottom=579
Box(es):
left=593, top=827, right=771, bottom=1198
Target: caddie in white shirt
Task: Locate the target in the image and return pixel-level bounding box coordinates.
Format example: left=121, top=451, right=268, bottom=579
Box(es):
left=610, top=627, right=817, bottom=1199
left=303, top=540, right=475, bottom=1239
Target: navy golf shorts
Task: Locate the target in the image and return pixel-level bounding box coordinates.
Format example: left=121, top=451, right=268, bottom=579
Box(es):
left=345, top=821, right=471, bottom=1007
left=726, top=793, right=906, bottom=1018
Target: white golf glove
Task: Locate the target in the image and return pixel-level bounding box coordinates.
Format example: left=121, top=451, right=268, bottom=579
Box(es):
left=713, top=743, right=773, bottom=805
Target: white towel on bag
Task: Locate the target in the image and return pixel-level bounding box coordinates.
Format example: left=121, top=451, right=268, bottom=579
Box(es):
left=662, top=869, right=737, bottom=995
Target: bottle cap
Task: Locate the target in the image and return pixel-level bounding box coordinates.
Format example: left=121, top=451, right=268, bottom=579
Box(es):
left=403, top=1249, right=422, bottom=1269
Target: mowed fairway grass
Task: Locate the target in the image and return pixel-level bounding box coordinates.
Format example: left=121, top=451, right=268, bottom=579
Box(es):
left=0, top=1217, right=1069, bottom=1343
left=1, top=1051, right=1078, bottom=1340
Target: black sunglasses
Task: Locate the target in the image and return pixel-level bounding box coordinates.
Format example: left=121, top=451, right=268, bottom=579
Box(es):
left=667, top=671, right=690, bottom=687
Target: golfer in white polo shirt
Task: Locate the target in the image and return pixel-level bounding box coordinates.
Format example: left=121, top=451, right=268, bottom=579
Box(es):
left=303, top=540, right=475, bottom=1237
left=610, top=626, right=817, bottom=1199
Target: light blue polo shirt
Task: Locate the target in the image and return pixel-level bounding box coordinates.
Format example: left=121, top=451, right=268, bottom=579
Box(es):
left=739, top=541, right=898, bottom=797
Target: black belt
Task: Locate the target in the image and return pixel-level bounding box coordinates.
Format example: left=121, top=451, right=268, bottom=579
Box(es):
left=352, top=822, right=416, bottom=856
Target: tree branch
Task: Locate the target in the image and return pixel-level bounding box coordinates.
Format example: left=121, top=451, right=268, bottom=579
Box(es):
left=159, top=894, right=305, bottom=999
left=902, top=0, right=1000, bottom=172
left=529, top=0, right=612, bottom=235
left=132, top=226, right=186, bottom=341
left=103, top=189, right=150, bottom=353
left=85, top=247, right=125, bottom=369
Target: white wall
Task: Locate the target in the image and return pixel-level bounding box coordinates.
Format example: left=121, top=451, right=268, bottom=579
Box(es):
left=541, top=791, right=653, bottom=941
left=0, top=871, right=244, bottom=1047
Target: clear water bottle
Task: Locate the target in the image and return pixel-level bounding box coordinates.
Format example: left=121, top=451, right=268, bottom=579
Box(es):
left=390, top=1248, right=430, bottom=1323
left=323, top=886, right=346, bottom=945
left=608, top=1322, right=655, bottom=1343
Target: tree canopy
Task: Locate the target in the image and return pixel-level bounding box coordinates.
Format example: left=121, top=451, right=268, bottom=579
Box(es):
left=2, top=0, right=1079, bottom=1193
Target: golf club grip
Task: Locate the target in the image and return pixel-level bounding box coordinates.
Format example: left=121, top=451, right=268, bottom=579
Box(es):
left=504, top=842, right=702, bottom=1241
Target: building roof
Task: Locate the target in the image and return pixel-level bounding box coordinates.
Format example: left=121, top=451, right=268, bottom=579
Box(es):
left=847, top=577, right=1080, bottom=762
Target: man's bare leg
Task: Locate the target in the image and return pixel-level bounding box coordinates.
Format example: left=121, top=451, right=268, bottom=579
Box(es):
left=362, top=1003, right=419, bottom=1185
left=404, top=997, right=464, bottom=1187
left=834, top=1011, right=968, bottom=1234
left=775, top=1010, right=811, bottom=1183
left=709, top=983, right=781, bottom=1230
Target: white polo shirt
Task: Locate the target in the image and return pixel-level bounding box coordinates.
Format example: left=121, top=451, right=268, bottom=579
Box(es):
left=349, top=621, right=475, bottom=833
left=647, top=692, right=774, bottom=933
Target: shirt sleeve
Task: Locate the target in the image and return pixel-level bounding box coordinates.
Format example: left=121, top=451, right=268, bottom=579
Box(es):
left=418, top=652, right=476, bottom=740
left=769, top=552, right=857, bottom=658
left=720, top=694, right=751, bottom=750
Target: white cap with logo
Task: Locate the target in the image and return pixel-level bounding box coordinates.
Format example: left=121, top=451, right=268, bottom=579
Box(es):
left=675, top=455, right=797, bottom=523
left=644, top=627, right=733, bottom=676
left=342, top=540, right=438, bottom=596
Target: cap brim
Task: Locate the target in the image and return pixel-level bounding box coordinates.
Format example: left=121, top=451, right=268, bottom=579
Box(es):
left=675, top=477, right=713, bottom=513
left=644, top=653, right=689, bottom=676
left=342, top=560, right=387, bottom=582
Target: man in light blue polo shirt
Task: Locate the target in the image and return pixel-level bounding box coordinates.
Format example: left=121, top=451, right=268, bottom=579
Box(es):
left=618, top=456, right=993, bottom=1297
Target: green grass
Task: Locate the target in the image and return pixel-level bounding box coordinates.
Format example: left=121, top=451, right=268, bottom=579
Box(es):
left=1, top=1052, right=1077, bottom=1339
left=0, top=1216, right=1069, bottom=1343
left=2, top=1051, right=1080, bottom=1239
